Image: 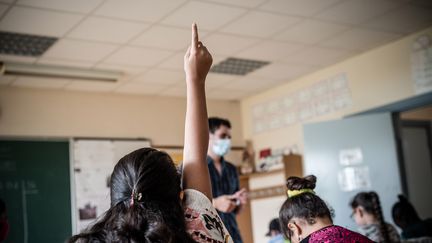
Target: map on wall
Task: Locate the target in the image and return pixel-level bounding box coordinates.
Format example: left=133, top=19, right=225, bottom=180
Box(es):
left=73, top=139, right=151, bottom=232
left=252, top=73, right=352, bottom=134
left=411, top=34, right=432, bottom=94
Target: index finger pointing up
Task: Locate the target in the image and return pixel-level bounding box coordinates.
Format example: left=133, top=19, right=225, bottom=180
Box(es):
left=192, top=22, right=198, bottom=48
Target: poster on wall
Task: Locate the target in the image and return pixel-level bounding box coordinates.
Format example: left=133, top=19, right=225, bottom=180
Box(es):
left=251, top=73, right=352, bottom=134
left=411, top=34, right=432, bottom=94
left=73, top=139, right=151, bottom=232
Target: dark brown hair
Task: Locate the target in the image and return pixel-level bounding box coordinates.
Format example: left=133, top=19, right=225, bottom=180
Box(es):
left=279, top=175, right=332, bottom=240
left=208, top=117, right=231, bottom=134
left=350, top=191, right=390, bottom=243
left=392, top=194, right=420, bottom=229
left=69, top=148, right=195, bottom=243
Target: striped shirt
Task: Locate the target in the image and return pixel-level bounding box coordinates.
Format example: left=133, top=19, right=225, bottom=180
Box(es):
left=207, top=156, right=243, bottom=243
left=359, top=223, right=401, bottom=242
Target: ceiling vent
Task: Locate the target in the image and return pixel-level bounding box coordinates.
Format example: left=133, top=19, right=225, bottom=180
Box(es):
left=210, top=57, right=270, bottom=76
left=0, top=31, right=57, bottom=57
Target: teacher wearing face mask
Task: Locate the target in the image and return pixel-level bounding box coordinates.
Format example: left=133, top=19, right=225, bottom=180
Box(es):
left=207, top=117, right=248, bottom=243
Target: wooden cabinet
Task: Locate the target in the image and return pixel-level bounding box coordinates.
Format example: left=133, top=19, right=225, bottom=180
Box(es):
left=236, top=154, right=303, bottom=242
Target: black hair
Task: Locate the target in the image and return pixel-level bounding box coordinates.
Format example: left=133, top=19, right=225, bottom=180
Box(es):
left=69, top=148, right=195, bottom=243
left=392, top=195, right=420, bottom=229
left=208, top=117, right=231, bottom=134
left=279, top=175, right=332, bottom=240
left=351, top=191, right=390, bottom=243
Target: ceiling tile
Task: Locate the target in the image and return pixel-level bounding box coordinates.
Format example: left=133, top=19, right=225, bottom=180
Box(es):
left=362, top=4, right=432, bottom=34
left=321, top=28, right=401, bottom=51
left=43, top=39, right=118, bottom=62
left=203, top=33, right=261, bottom=56
left=250, top=63, right=316, bottom=80
left=0, top=75, right=16, bottom=85
left=12, top=76, right=70, bottom=89
left=131, top=26, right=192, bottom=51
left=0, top=6, right=83, bottom=37
left=157, top=52, right=184, bottom=70
left=95, top=0, right=186, bottom=23
left=226, top=77, right=279, bottom=92
left=273, top=19, right=349, bottom=44
left=206, top=73, right=237, bottom=88
left=316, top=0, right=401, bottom=25
left=115, top=82, right=168, bottom=95
left=68, top=17, right=149, bottom=44
left=221, top=11, right=299, bottom=38
left=17, top=0, right=103, bottom=14
left=282, top=47, right=354, bottom=66
left=37, top=57, right=95, bottom=68
left=95, top=63, right=147, bottom=76
left=132, top=69, right=184, bottom=85
left=104, top=46, right=173, bottom=67
left=205, top=0, right=267, bottom=8
left=236, top=40, right=305, bottom=61
left=0, top=3, right=9, bottom=16
left=207, top=88, right=249, bottom=100
left=0, top=54, right=37, bottom=63
left=159, top=84, right=186, bottom=97
left=259, top=0, right=341, bottom=17
left=65, top=80, right=119, bottom=92
left=161, top=1, right=246, bottom=30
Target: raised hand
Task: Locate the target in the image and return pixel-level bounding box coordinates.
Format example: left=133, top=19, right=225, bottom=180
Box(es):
left=182, top=23, right=212, bottom=200
left=184, top=23, right=213, bottom=84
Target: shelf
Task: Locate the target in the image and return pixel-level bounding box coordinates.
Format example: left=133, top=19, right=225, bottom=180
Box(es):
left=239, top=168, right=284, bottom=179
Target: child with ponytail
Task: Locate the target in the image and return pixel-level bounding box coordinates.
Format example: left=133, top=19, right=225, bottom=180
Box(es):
left=69, top=23, right=233, bottom=243
left=279, top=175, right=372, bottom=243
left=351, top=191, right=401, bottom=243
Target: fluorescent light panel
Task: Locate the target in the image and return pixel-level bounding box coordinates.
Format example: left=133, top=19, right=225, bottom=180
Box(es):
left=2, top=62, right=123, bottom=82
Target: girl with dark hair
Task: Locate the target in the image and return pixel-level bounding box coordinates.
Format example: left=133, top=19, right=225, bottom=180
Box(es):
left=392, top=195, right=432, bottom=240
left=69, top=23, right=233, bottom=243
left=279, top=175, right=372, bottom=243
left=350, top=191, right=400, bottom=243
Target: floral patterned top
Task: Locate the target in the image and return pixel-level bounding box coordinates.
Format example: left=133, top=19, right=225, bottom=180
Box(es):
left=300, top=225, right=374, bottom=243
left=183, top=189, right=233, bottom=243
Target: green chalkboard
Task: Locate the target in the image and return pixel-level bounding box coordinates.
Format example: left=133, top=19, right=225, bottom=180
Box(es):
left=0, top=140, right=71, bottom=243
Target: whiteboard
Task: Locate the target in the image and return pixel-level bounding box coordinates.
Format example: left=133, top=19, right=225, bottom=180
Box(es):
left=71, top=139, right=151, bottom=233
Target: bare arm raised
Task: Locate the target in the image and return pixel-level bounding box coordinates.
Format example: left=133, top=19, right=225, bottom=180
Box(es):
left=182, top=23, right=213, bottom=200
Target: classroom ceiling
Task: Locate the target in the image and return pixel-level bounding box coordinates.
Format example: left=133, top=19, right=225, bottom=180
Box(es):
left=0, top=0, right=431, bottom=100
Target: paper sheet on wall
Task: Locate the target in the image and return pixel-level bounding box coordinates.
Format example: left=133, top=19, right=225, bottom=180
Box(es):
left=411, top=34, right=432, bottom=94
left=337, top=166, right=371, bottom=192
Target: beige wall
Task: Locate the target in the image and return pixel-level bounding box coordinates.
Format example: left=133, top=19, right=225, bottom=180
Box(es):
left=241, top=26, right=432, bottom=156
left=241, top=26, right=431, bottom=243
left=0, top=87, right=244, bottom=148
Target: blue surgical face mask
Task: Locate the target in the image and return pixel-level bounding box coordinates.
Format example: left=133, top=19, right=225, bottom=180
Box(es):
left=212, top=138, right=231, bottom=157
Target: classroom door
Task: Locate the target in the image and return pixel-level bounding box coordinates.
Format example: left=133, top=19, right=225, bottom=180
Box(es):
left=401, top=122, right=432, bottom=218
left=303, top=113, right=402, bottom=231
